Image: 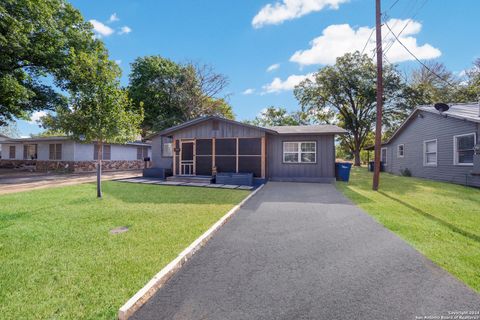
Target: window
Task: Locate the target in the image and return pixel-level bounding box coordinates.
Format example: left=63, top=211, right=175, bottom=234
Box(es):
left=9, top=146, right=15, bottom=159
left=283, top=141, right=316, bottom=163
left=381, top=147, right=387, bottom=165
left=93, top=144, right=111, bottom=160
left=423, top=139, right=437, bottom=166
left=23, top=144, right=37, bottom=160
left=454, top=133, right=476, bottom=165
left=137, top=147, right=149, bottom=160
left=49, top=144, right=62, bottom=160
left=397, top=144, right=404, bottom=158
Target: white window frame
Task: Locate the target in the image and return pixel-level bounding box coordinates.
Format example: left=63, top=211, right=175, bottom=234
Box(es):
left=397, top=144, right=404, bottom=158
left=453, top=133, right=476, bottom=166
left=381, top=147, right=387, bottom=165
left=282, top=141, right=317, bottom=164
left=423, top=139, right=438, bottom=167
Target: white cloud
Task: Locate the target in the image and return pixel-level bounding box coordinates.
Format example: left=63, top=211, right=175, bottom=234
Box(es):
left=267, top=63, right=280, bottom=72
left=28, top=111, right=47, bottom=124
left=262, top=73, right=315, bottom=94
left=242, top=88, right=255, bottom=95
left=290, top=18, right=441, bottom=66
left=89, top=19, right=114, bottom=37
left=108, top=13, right=119, bottom=23
left=252, top=0, right=348, bottom=28
left=115, top=59, right=122, bottom=65
left=118, top=26, right=132, bottom=35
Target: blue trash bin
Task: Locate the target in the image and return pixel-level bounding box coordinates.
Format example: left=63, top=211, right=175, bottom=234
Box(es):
left=336, top=162, right=353, bottom=182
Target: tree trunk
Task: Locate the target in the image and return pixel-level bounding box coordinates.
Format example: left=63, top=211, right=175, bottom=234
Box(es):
left=97, top=141, right=103, bottom=198
left=353, top=148, right=361, bottom=166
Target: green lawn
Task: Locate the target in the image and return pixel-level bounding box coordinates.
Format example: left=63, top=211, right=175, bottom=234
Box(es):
left=0, top=182, right=249, bottom=319
left=337, top=167, right=480, bottom=293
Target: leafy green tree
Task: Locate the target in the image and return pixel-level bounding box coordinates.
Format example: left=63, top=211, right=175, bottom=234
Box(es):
left=294, top=52, right=404, bottom=166
left=0, top=121, right=19, bottom=138
left=0, top=0, right=101, bottom=126
left=128, top=56, right=232, bottom=136
left=247, top=107, right=302, bottom=126
left=43, top=49, right=143, bottom=198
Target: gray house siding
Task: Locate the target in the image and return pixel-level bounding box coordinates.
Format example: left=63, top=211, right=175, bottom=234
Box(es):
left=151, top=135, right=173, bottom=168
left=267, top=134, right=335, bottom=182
left=171, top=119, right=266, bottom=139
left=384, top=110, right=480, bottom=187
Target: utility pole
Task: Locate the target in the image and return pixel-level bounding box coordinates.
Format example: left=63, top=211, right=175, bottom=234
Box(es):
left=372, top=0, right=383, bottom=190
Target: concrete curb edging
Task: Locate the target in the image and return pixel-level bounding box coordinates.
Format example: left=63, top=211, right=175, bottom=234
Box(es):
left=118, top=184, right=265, bottom=320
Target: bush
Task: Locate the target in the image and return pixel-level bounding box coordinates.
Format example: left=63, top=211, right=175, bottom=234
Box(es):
left=400, top=168, right=412, bottom=177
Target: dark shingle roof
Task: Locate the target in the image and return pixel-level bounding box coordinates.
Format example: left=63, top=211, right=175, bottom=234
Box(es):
left=267, top=124, right=347, bottom=135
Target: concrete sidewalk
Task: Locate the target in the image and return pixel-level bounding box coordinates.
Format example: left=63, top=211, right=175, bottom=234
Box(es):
left=0, top=170, right=142, bottom=194
left=131, top=182, right=480, bottom=320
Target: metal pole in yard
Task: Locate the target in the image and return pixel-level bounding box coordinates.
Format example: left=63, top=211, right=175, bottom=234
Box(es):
left=373, top=0, right=384, bottom=191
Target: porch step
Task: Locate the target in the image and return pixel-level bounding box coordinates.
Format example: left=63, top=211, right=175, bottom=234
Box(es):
left=166, top=175, right=213, bottom=184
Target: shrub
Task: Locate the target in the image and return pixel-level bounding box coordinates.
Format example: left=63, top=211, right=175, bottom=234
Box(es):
left=400, top=168, right=412, bottom=177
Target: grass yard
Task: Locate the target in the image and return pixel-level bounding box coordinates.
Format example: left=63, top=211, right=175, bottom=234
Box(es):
left=0, top=182, right=249, bottom=319
left=337, top=167, right=480, bottom=293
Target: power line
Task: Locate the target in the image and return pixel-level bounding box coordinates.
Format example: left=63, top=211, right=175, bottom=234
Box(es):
left=360, top=28, right=375, bottom=55
left=383, top=21, right=456, bottom=88
left=384, top=0, right=429, bottom=54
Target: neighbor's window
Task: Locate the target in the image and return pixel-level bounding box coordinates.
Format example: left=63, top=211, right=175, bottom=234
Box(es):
left=49, top=144, right=62, bottom=160
left=93, top=144, right=111, bottom=160
left=381, top=147, right=387, bottom=165
left=454, top=133, right=476, bottom=165
left=397, top=144, right=404, bottom=158
left=9, top=146, right=16, bottom=159
left=283, top=141, right=316, bottom=163
left=23, top=144, right=37, bottom=160
left=137, top=147, right=149, bottom=160
left=423, top=139, right=437, bottom=166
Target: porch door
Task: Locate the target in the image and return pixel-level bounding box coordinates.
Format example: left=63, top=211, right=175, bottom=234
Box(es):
left=180, top=141, right=195, bottom=175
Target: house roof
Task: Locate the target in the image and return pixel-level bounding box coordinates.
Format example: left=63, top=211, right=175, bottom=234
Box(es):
left=364, top=102, right=480, bottom=151
left=153, top=115, right=347, bottom=137
left=0, top=136, right=150, bottom=147
left=0, top=134, right=10, bottom=139
left=154, top=116, right=278, bottom=137
left=267, top=124, right=347, bottom=135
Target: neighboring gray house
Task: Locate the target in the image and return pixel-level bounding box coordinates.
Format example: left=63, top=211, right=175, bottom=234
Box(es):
left=150, top=116, right=346, bottom=183
left=0, top=136, right=151, bottom=172
left=0, top=134, right=9, bottom=157
left=372, top=103, right=480, bottom=187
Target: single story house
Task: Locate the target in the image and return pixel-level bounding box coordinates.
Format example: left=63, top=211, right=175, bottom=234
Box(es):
left=0, top=136, right=151, bottom=172
left=149, top=116, right=346, bottom=183
left=367, top=103, right=480, bottom=187
left=0, top=134, right=9, bottom=155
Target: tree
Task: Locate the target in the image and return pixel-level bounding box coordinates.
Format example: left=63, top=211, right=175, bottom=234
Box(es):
left=247, top=107, right=302, bottom=126
left=43, top=47, right=143, bottom=198
left=0, top=0, right=102, bottom=126
left=294, top=52, right=404, bottom=166
left=128, top=56, right=233, bottom=136
left=0, top=121, right=19, bottom=138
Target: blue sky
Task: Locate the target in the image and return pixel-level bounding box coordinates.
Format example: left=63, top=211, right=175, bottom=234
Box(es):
left=18, top=0, right=480, bottom=136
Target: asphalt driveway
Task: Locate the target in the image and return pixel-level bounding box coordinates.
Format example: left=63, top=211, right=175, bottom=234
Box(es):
left=131, top=182, right=480, bottom=320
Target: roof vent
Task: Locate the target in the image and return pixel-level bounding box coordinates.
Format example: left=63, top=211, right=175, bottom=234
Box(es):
left=434, top=103, right=449, bottom=113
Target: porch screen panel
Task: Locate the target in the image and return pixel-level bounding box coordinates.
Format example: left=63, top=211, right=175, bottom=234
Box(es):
left=196, top=139, right=212, bottom=155
left=238, top=156, right=261, bottom=177
left=215, top=156, right=236, bottom=173
left=195, top=139, right=212, bottom=175
left=215, top=139, right=236, bottom=155
left=196, top=156, right=212, bottom=175
left=238, top=138, right=262, bottom=177
left=238, top=138, right=261, bottom=155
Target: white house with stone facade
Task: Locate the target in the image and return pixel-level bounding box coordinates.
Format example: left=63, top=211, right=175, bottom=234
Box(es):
left=0, top=136, right=151, bottom=172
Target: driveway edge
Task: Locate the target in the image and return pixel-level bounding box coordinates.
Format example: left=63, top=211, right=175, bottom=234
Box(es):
left=118, top=184, right=265, bottom=320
